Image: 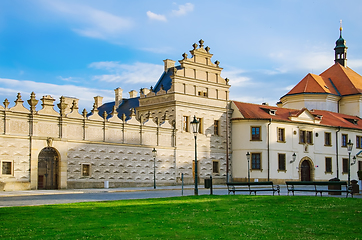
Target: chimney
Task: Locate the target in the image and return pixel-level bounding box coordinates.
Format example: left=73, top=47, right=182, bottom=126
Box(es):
left=94, top=96, right=103, bottom=108
left=114, top=87, right=123, bottom=107
left=163, top=59, right=176, bottom=72
left=129, top=90, right=138, bottom=98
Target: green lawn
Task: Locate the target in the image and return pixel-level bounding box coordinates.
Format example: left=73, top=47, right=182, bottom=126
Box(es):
left=0, top=195, right=361, bottom=239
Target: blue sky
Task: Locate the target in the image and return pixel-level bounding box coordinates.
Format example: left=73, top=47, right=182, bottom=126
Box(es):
left=1, top=0, right=362, bottom=111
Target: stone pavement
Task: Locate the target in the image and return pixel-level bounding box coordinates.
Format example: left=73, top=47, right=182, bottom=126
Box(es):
left=0, top=185, right=360, bottom=207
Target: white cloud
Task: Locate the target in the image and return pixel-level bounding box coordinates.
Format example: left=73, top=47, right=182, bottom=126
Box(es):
left=147, top=11, right=167, bottom=22
left=223, top=69, right=251, bottom=86
left=268, top=49, right=332, bottom=73
left=0, top=78, right=113, bottom=111
left=172, top=3, right=194, bottom=16
left=89, top=61, right=164, bottom=84
left=44, top=1, right=133, bottom=40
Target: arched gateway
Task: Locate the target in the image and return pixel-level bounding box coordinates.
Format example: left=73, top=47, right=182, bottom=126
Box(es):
left=38, top=147, right=59, bottom=189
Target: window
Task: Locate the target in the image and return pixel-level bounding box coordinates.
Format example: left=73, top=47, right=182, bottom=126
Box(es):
left=342, top=158, right=348, bottom=174
left=357, top=136, right=362, bottom=149
left=342, top=134, right=348, bottom=147
left=278, top=153, right=286, bottom=171
left=300, top=130, right=313, bottom=144
left=214, top=120, right=219, bottom=136
left=325, top=157, right=332, bottom=173
left=1, top=161, right=12, bottom=175
left=197, top=118, right=203, bottom=134
left=251, top=127, right=261, bottom=141
left=359, top=161, right=362, bottom=171
left=251, top=153, right=261, bottom=170
left=325, top=132, right=331, bottom=146
left=277, top=128, right=285, bottom=142
left=183, top=116, right=189, bottom=132
left=212, top=160, right=220, bottom=174
left=82, top=164, right=90, bottom=177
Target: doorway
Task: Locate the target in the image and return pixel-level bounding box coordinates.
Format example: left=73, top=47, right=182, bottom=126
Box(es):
left=38, top=147, right=59, bottom=189
left=301, top=160, right=311, bottom=181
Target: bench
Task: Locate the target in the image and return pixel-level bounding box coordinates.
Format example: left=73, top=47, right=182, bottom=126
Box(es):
left=286, top=181, right=353, bottom=198
left=227, top=181, right=280, bottom=195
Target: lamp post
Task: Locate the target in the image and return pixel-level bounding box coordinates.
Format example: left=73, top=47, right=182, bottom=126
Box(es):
left=190, top=116, right=200, bottom=196
left=246, top=152, right=250, bottom=182
left=152, top=148, right=157, bottom=189
left=347, top=139, right=353, bottom=186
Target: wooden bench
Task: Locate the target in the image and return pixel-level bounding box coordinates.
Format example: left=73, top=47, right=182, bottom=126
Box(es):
left=227, top=181, right=280, bottom=195
left=286, top=181, right=353, bottom=198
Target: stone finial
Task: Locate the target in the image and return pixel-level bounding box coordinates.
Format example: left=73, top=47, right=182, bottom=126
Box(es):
left=172, top=67, right=178, bottom=75
left=214, top=60, right=220, bottom=67
left=82, top=109, right=88, bottom=118
left=199, top=39, right=204, bottom=48
left=27, top=92, right=38, bottom=114
left=192, top=43, right=198, bottom=50
left=15, top=93, right=24, bottom=105
left=71, top=100, right=78, bottom=111
left=205, top=46, right=210, bottom=53
left=102, top=111, right=108, bottom=120
left=182, top=53, right=188, bottom=60
left=225, top=78, right=230, bottom=85
left=3, top=99, right=9, bottom=109
left=122, top=113, right=126, bottom=122
left=57, top=96, right=68, bottom=117
left=150, top=86, right=154, bottom=92
left=130, top=108, right=136, bottom=117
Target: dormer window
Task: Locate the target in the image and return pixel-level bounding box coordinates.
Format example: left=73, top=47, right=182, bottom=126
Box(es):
left=269, top=109, right=276, bottom=115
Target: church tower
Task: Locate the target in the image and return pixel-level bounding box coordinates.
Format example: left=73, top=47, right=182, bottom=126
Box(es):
left=334, top=20, right=348, bottom=67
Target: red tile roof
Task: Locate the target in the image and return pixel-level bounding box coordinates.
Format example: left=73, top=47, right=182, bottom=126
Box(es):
left=232, top=101, right=362, bottom=130
left=285, top=63, right=362, bottom=97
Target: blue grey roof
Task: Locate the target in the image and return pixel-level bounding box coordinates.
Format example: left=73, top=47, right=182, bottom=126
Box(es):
left=89, top=97, right=140, bottom=120
left=89, top=66, right=182, bottom=120
left=153, top=66, right=182, bottom=93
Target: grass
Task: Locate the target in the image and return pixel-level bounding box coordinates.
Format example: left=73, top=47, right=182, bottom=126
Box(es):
left=0, top=195, right=361, bottom=239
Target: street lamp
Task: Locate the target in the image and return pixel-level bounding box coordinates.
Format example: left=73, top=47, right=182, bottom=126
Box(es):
left=190, top=116, right=200, bottom=195
left=347, top=139, right=353, bottom=185
left=246, top=152, right=250, bottom=182
left=152, top=148, right=157, bottom=189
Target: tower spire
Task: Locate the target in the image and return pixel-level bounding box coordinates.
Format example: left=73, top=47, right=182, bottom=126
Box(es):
left=334, top=20, right=347, bottom=67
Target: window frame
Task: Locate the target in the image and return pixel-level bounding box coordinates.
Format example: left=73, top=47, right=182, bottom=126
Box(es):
left=324, top=132, right=332, bottom=146
left=1, top=160, right=13, bottom=176
left=251, top=126, right=261, bottom=141
left=197, top=117, right=203, bottom=134
left=214, top=120, right=219, bottom=136
left=212, top=160, right=220, bottom=174
left=299, top=130, right=313, bottom=144
left=325, top=157, right=332, bottom=173
left=356, top=136, right=362, bottom=149
left=277, top=128, right=285, bottom=143
left=251, top=152, right=262, bottom=171
left=81, top=163, right=91, bottom=177
left=342, top=134, right=348, bottom=147
left=342, top=158, right=348, bottom=174
left=278, top=153, right=286, bottom=172
left=183, top=116, right=189, bottom=132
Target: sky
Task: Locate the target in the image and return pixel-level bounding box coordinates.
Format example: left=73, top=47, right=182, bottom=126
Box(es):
left=1, top=0, right=362, bottom=111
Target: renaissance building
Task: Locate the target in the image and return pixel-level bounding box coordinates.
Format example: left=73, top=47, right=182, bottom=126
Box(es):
left=1, top=30, right=361, bottom=191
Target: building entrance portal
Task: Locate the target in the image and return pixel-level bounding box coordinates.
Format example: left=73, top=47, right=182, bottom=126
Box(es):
left=301, top=160, right=311, bottom=181
left=38, top=147, right=59, bottom=189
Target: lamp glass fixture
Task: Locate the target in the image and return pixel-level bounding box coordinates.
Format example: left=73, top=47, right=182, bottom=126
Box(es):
left=190, top=116, right=200, bottom=135
left=152, top=148, right=157, bottom=158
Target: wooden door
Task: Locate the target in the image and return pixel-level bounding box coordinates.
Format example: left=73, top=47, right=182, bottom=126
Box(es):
left=301, top=160, right=311, bottom=181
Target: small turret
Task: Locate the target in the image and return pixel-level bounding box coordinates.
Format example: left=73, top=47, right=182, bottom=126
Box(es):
left=334, top=20, right=348, bottom=67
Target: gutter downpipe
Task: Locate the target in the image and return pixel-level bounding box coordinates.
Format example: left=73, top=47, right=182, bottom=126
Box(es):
left=336, top=126, right=341, bottom=179
left=267, top=119, right=272, bottom=181
left=226, top=102, right=229, bottom=183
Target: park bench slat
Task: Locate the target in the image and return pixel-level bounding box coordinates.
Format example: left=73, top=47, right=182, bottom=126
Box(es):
left=227, top=181, right=280, bottom=196
left=286, top=181, right=352, bottom=198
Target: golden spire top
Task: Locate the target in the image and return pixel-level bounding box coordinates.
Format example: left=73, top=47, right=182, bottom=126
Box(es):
left=340, top=20, right=343, bottom=32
